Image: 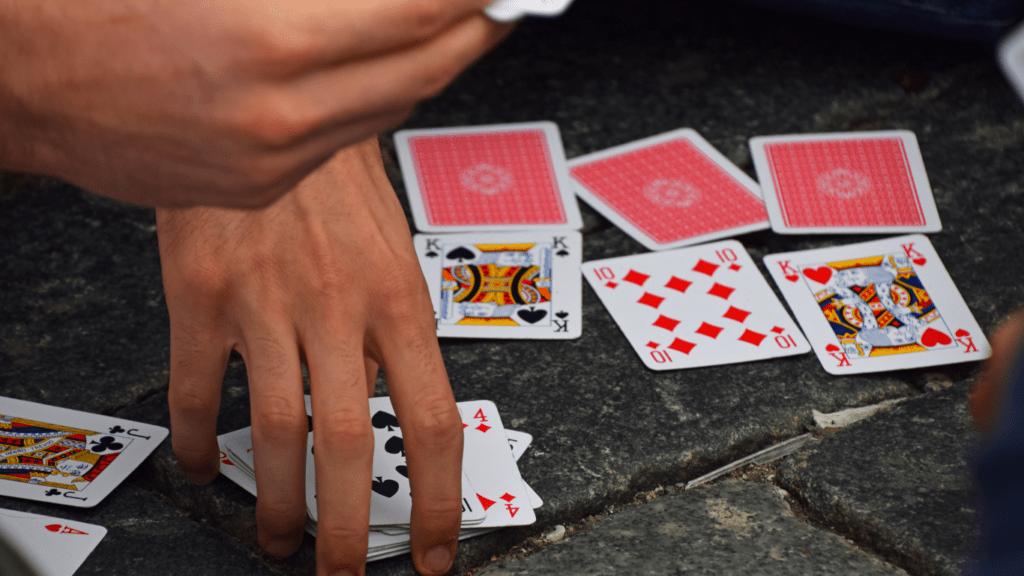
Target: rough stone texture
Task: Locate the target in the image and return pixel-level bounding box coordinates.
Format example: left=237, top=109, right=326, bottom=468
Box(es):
left=0, top=180, right=168, bottom=414
left=0, top=484, right=283, bottom=576
left=2, top=0, right=1020, bottom=574
left=777, top=383, right=980, bottom=576
left=478, top=480, right=907, bottom=576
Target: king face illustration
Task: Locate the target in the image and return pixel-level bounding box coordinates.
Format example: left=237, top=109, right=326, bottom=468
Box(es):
left=440, top=243, right=553, bottom=327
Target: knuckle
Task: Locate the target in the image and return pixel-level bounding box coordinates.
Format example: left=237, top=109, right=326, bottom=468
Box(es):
left=168, top=381, right=218, bottom=422
left=171, top=437, right=216, bottom=471
left=256, top=500, right=306, bottom=535
left=315, top=522, right=368, bottom=567
left=253, top=395, right=308, bottom=439
left=233, top=92, right=319, bottom=148
left=415, top=61, right=460, bottom=100
left=409, top=0, right=449, bottom=36
left=403, top=397, right=462, bottom=447
left=316, top=407, right=374, bottom=457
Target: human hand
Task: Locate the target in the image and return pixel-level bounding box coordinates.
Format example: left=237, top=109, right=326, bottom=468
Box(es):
left=0, top=0, right=511, bottom=209
left=155, top=137, right=463, bottom=575
left=971, top=310, right=1024, bottom=434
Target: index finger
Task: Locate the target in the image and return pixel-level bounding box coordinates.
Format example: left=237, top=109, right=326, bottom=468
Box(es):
left=375, top=299, right=464, bottom=576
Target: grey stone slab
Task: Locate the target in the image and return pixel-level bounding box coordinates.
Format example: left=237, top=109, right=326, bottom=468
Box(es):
left=477, top=480, right=906, bottom=576
left=0, top=483, right=284, bottom=576
left=777, top=384, right=980, bottom=576
left=0, top=180, right=169, bottom=414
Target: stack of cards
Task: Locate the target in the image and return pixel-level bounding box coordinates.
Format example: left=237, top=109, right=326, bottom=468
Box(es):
left=217, top=397, right=541, bottom=563
left=0, top=396, right=169, bottom=574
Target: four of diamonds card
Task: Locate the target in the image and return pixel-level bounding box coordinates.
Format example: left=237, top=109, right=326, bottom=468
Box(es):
left=583, top=240, right=810, bottom=371
left=415, top=232, right=582, bottom=339
left=0, top=397, right=167, bottom=507
left=764, top=235, right=990, bottom=374
left=569, top=128, right=769, bottom=251
left=749, top=131, right=941, bottom=235
left=394, top=122, right=583, bottom=233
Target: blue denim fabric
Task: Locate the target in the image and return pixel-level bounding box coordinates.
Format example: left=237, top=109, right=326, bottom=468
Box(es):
left=969, top=344, right=1024, bottom=575
left=739, top=0, right=1024, bottom=41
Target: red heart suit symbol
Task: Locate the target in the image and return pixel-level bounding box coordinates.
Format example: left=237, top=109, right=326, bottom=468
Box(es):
left=955, top=328, right=970, bottom=338
left=920, top=327, right=952, bottom=347
left=913, top=257, right=927, bottom=266
left=785, top=274, right=800, bottom=282
left=803, top=267, right=833, bottom=285
left=825, top=344, right=841, bottom=352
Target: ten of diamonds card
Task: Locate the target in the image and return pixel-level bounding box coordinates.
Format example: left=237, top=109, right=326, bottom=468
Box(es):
left=764, top=235, right=990, bottom=375
left=583, top=240, right=809, bottom=371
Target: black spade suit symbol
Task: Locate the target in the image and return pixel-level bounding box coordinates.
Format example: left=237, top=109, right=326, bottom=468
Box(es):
left=517, top=308, right=548, bottom=324
left=372, top=477, right=400, bottom=498
left=556, top=249, right=569, bottom=257
left=371, top=411, right=400, bottom=431
left=446, top=247, right=475, bottom=262
left=555, top=311, right=569, bottom=319
left=385, top=436, right=405, bottom=457
left=396, top=465, right=408, bottom=478
left=426, top=251, right=438, bottom=258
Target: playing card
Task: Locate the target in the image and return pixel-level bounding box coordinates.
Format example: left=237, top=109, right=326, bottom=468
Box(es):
left=394, top=122, right=583, bottom=233
left=459, top=400, right=537, bottom=528
left=415, top=232, right=582, bottom=339
left=485, top=0, right=575, bottom=21
left=305, top=397, right=486, bottom=528
left=582, top=240, right=811, bottom=371
left=568, top=128, right=769, bottom=251
left=999, top=20, right=1024, bottom=104
left=764, top=235, right=991, bottom=374
left=0, top=397, right=168, bottom=507
left=749, top=131, right=941, bottom=234
left=218, top=428, right=257, bottom=497
left=0, top=508, right=106, bottom=576
left=502, top=430, right=542, bottom=508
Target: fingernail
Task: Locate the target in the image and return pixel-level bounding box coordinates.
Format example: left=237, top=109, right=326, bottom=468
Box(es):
left=424, top=545, right=453, bottom=573
left=262, top=535, right=301, bottom=558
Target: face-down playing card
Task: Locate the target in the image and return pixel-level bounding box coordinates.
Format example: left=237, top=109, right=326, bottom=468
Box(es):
left=394, top=122, right=583, bottom=233
left=749, top=130, right=941, bottom=234
left=0, top=508, right=107, bottom=576
left=583, top=240, right=810, bottom=371
left=305, top=397, right=485, bottom=528
left=415, top=232, right=582, bottom=339
left=0, top=397, right=168, bottom=507
left=568, top=128, right=769, bottom=251
left=764, top=235, right=991, bottom=374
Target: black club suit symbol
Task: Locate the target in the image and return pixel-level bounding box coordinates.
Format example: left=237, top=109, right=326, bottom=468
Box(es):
left=90, top=436, right=125, bottom=453
left=44, top=489, right=62, bottom=497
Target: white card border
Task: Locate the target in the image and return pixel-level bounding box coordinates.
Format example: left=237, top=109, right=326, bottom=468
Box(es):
left=414, top=231, right=583, bottom=339
left=0, top=508, right=108, bottom=576
left=749, top=130, right=942, bottom=235
left=568, top=128, right=769, bottom=251
left=394, top=121, right=583, bottom=233
left=0, top=397, right=168, bottom=508
left=763, top=234, right=991, bottom=374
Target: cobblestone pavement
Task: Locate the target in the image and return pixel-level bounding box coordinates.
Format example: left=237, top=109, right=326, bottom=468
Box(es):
left=3, top=1, right=1022, bottom=574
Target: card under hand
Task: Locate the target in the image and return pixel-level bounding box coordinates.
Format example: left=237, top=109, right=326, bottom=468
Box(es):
left=415, top=231, right=582, bottom=339
left=0, top=508, right=107, bottom=576
left=764, top=234, right=990, bottom=375
left=394, top=122, right=583, bottom=233
left=305, top=397, right=486, bottom=529
left=749, top=130, right=941, bottom=235
left=569, top=128, right=769, bottom=251
left=0, top=397, right=168, bottom=507
left=583, top=240, right=810, bottom=371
